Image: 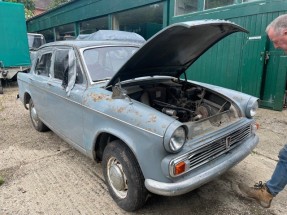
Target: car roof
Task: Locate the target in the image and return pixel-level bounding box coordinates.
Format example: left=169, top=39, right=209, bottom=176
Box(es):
left=40, top=40, right=142, bottom=49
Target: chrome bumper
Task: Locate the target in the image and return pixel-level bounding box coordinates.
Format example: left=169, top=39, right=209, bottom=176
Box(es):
left=145, top=135, right=259, bottom=196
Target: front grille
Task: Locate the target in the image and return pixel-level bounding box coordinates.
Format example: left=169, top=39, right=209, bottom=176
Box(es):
left=171, top=124, right=252, bottom=176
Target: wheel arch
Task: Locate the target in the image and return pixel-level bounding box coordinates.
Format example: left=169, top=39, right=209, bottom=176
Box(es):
left=23, top=92, right=31, bottom=110
left=89, top=122, right=165, bottom=182
left=93, top=132, right=138, bottom=165
left=94, top=132, right=118, bottom=161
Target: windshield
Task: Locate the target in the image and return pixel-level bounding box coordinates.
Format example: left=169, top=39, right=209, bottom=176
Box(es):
left=83, top=46, right=138, bottom=81
left=28, top=34, right=46, bottom=49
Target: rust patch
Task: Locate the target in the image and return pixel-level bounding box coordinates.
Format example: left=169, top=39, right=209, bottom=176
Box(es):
left=146, top=127, right=158, bottom=133
left=117, top=107, right=126, bottom=113
left=134, top=111, right=143, bottom=117
left=148, top=115, right=157, bottom=123
left=89, top=93, right=111, bottom=102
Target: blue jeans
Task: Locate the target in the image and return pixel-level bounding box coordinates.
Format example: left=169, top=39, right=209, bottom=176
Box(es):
left=266, top=144, right=287, bottom=196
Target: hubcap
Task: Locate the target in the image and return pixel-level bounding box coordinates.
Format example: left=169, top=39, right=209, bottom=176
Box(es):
left=31, top=105, right=39, bottom=126
left=107, top=157, right=128, bottom=198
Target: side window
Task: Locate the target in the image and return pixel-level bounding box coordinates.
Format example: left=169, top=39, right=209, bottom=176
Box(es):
left=175, top=0, right=198, bottom=16
left=35, top=53, right=52, bottom=77
left=54, top=49, right=68, bottom=81
left=54, top=49, right=83, bottom=84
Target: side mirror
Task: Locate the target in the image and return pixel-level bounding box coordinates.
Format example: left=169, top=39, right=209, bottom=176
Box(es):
left=112, top=85, right=126, bottom=99
left=112, top=84, right=132, bottom=104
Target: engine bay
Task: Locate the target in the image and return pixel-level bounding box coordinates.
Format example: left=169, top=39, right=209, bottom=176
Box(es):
left=125, top=79, right=239, bottom=124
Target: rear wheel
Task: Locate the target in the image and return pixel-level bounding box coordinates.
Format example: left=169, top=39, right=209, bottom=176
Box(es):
left=29, top=99, right=49, bottom=132
left=102, top=140, right=148, bottom=211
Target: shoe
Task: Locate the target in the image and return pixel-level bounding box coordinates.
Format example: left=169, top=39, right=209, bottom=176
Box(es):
left=238, top=181, right=273, bottom=208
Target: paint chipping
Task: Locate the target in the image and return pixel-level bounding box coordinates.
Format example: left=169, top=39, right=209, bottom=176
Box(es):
left=117, top=107, right=126, bottom=113
left=89, top=93, right=110, bottom=102
left=148, top=115, right=157, bottom=123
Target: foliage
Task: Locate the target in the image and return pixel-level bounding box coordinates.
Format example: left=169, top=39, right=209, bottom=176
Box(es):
left=3, top=0, right=35, bottom=19
left=49, top=0, right=70, bottom=9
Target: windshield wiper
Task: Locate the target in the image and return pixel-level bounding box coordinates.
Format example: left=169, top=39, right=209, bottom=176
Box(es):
left=93, top=78, right=111, bottom=82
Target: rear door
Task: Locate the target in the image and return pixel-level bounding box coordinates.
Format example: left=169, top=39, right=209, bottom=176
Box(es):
left=30, top=50, right=53, bottom=119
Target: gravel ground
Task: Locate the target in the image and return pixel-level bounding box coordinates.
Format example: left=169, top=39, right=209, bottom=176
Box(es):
left=0, top=84, right=287, bottom=215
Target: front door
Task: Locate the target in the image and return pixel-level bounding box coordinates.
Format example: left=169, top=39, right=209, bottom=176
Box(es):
left=45, top=47, right=86, bottom=149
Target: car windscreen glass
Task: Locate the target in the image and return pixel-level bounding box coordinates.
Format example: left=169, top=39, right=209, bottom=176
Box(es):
left=83, top=46, right=138, bottom=81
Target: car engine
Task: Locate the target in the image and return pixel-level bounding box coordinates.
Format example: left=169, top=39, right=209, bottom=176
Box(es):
left=128, top=79, right=236, bottom=124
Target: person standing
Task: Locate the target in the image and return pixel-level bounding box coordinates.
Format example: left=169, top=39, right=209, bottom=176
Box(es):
left=238, top=14, right=287, bottom=208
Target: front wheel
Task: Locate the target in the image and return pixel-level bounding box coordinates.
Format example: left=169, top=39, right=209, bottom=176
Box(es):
left=102, top=140, right=148, bottom=211
left=29, top=99, right=49, bottom=132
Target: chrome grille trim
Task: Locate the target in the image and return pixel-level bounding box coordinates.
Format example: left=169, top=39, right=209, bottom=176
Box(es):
left=170, top=124, right=252, bottom=177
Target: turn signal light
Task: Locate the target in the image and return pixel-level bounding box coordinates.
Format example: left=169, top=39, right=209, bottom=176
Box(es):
left=251, top=123, right=259, bottom=134
left=174, top=161, right=186, bottom=175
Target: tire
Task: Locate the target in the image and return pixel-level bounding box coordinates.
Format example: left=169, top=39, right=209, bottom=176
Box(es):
left=102, top=140, right=148, bottom=211
left=29, top=99, right=49, bottom=132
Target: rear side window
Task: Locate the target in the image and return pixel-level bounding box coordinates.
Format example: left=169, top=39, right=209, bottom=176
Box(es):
left=35, top=53, right=52, bottom=77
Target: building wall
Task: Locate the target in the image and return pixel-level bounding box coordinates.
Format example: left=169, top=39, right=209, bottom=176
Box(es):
left=27, top=0, right=164, bottom=32
left=27, top=0, right=165, bottom=41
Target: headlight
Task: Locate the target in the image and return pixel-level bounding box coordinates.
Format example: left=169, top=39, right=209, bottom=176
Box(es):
left=168, top=126, right=186, bottom=152
left=245, top=98, right=258, bottom=118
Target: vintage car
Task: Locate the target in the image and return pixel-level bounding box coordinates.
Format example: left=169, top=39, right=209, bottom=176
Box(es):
left=17, top=20, right=259, bottom=211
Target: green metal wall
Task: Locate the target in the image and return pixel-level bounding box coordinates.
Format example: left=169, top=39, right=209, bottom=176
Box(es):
left=0, top=1, right=30, bottom=67
left=170, top=0, right=287, bottom=110
left=27, top=0, right=164, bottom=32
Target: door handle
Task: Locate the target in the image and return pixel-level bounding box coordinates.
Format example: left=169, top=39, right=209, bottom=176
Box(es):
left=260, top=51, right=270, bottom=64
left=264, top=52, right=270, bottom=64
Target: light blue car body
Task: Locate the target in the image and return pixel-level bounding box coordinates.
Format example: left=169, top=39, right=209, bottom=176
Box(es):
left=17, top=20, right=259, bottom=197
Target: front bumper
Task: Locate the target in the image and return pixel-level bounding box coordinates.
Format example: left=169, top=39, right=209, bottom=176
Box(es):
left=145, top=135, right=259, bottom=196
